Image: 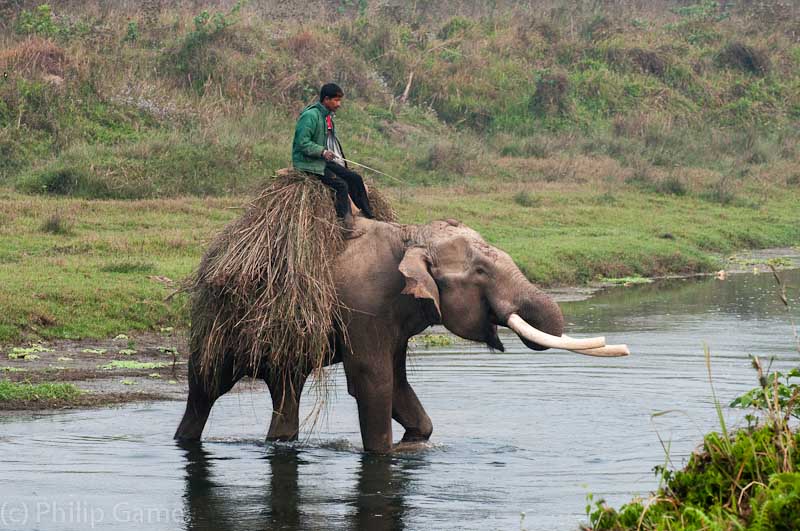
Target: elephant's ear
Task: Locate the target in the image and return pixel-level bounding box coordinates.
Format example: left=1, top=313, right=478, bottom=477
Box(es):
left=399, top=247, right=442, bottom=324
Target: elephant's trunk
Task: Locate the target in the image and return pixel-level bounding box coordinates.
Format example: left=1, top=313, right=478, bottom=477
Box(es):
left=497, top=275, right=629, bottom=357
left=509, top=282, right=566, bottom=351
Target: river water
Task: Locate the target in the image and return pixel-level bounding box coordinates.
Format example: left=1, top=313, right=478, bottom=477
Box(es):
left=1, top=269, right=798, bottom=531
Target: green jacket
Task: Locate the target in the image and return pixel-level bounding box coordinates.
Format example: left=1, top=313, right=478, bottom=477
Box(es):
left=291, top=102, right=332, bottom=175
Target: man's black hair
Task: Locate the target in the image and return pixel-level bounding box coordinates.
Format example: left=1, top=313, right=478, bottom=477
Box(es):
left=320, top=83, right=344, bottom=102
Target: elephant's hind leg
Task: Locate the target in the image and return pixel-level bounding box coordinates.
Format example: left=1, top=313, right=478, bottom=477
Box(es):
left=175, top=357, right=243, bottom=441
left=265, top=368, right=308, bottom=442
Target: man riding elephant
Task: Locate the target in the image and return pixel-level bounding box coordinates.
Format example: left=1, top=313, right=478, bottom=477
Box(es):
left=292, top=83, right=375, bottom=238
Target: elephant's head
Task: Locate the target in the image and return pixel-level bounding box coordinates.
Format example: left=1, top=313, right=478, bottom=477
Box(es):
left=399, top=219, right=564, bottom=352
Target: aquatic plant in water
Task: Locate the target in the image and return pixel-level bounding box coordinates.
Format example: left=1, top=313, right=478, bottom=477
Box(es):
left=415, top=334, right=455, bottom=348
left=7, top=343, right=53, bottom=359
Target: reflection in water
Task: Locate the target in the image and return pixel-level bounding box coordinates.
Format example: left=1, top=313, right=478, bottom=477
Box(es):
left=180, top=442, right=419, bottom=531
left=181, top=442, right=228, bottom=530
left=268, top=447, right=302, bottom=529
left=349, top=454, right=418, bottom=531
left=181, top=442, right=303, bottom=530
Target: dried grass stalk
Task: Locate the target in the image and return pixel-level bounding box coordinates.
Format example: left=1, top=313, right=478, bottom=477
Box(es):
left=189, top=168, right=395, bottom=391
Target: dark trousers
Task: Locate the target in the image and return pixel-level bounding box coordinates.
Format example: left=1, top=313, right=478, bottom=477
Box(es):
left=317, top=162, right=375, bottom=219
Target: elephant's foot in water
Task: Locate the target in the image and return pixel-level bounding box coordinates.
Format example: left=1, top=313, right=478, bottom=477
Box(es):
left=264, top=370, right=307, bottom=442
left=266, top=414, right=299, bottom=442
left=392, top=440, right=435, bottom=453
left=175, top=361, right=243, bottom=441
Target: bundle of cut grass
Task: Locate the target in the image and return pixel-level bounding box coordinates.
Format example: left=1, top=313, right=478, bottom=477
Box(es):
left=189, top=168, right=395, bottom=390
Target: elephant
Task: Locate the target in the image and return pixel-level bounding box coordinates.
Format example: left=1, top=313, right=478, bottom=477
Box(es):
left=175, top=216, right=590, bottom=453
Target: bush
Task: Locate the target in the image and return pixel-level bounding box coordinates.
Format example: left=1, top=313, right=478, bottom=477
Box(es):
left=14, top=5, right=59, bottom=38
left=438, top=16, right=474, bottom=40
left=513, top=191, right=542, bottom=208
left=163, top=2, right=243, bottom=91
left=417, top=140, right=475, bottom=176
left=529, top=70, right=571, bottom=118
left=22, top=166, right=85, bottom=195
left=717, top=42, right=771, bottom=76
left=654, top=175, right=687, bottom=196
left=701, top=176, right=737, bottom=205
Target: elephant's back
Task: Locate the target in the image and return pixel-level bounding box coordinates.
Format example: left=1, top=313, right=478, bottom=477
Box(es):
left=334, top=219, right=406, bottom=317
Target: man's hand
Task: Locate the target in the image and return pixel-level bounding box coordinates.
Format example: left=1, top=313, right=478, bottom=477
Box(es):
left=322, top=149, right=335, bottom=161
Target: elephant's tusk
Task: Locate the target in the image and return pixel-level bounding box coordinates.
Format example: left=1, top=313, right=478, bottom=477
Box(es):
left=507, top=314, right=605, bottom=350
left=564, top=342, right=631, bottom=357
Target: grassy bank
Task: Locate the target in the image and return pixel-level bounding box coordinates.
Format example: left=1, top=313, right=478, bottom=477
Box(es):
left=1, top=1, right=798, bottom=198
left=1, top=186, right=799, bottom=344
left=0, top=380, right=86, bottom=409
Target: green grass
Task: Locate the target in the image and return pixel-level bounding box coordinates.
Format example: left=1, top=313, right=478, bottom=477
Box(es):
left=0, top=190, right=239, bottom=343
left=1, top=185, right=798, bottom=344
left=414, top=334, right=455, bottom=348
left=600, top=276, right=654, bottom=285
left=395, top=186, right=800, bottom=285
left=0, top=381, right=82, bottom=402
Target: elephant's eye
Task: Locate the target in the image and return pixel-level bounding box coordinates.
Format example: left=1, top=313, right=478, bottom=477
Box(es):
left=475, top=266, right=488, bottom=276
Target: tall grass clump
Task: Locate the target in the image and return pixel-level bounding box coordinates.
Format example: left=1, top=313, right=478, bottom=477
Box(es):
left=39, top=212, right=73, bottom=235
left=584, top=358, right=800, bottom=530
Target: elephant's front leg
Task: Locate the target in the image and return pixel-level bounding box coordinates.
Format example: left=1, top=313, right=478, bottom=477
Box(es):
left=345, top=349, right=394, bottom=453
left=392, top=344, right=433, bottom=442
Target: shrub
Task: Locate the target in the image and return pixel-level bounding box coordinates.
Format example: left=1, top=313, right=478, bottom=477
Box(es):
left=628, top=48, right=667, bottom=77
left=499, top=136, right=550, bottom=158
left=14, top=5, right=59, bottom=38
left=717, top=42, right=771, bottom=76
left=513, top=191, right=542, bottom=208
left=24, top=166, right=84, bottom=195
left=438, top=16, right=474, bottom=40
left=529, top=70, right=571, bottom=118
left=701, top=176, right=737, bottom=205
left=164, top=2, right=243, bottom=90
left=581, top=15, right=613, bottom=41
left=654, top=175, right=687, bottom=196
left=123, top=21, right=139, bottom=43
left=417, top=140, right=475, bottom=175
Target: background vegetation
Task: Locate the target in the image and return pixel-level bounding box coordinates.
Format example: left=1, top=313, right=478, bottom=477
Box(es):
left=1, top=0, right=799, bottom=342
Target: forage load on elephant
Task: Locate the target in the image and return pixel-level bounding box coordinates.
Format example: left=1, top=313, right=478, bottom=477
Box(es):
left=175, top=169, right=629, bottom=453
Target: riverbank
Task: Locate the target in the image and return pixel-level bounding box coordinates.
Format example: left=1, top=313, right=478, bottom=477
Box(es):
left=2, top=259, right=799, bottom=414
left=2, top=183, right=799, bottom=412
left=2, top=186, right=799, bottom=344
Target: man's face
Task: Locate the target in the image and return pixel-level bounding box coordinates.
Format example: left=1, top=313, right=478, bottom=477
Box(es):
left=322, top=96, right=342, bottom=113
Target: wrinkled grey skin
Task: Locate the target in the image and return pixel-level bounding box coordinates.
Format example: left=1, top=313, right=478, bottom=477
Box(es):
left=175, top=218, right=564, bottom=453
